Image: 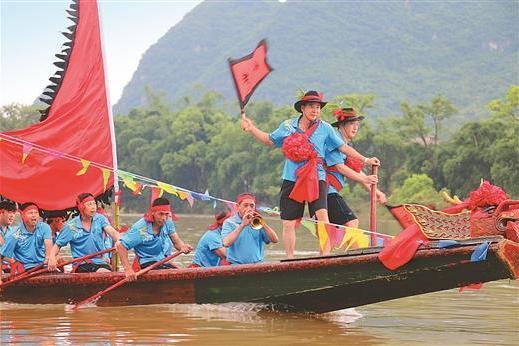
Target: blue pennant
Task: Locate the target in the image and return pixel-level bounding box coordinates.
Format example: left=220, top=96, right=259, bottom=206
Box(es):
left=438, top=239, right=460, bottom=248
left=470, top=241, right=490, bottom=262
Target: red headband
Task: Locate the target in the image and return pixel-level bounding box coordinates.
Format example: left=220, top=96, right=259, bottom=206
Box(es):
left=208, top=211, right=231, bottom=230
left=21, top=205, right=39, bottom=223
left=237, top=194, right=256, bottom=205
left=77, top=196, right=95, bottom=213
left=143, top=204, right=178, bottom=222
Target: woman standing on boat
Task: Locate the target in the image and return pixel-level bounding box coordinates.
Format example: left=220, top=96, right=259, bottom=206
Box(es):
left=325, top=108, right=387, bottom=228
left=241, top=91, right=380, bottom=258
left=116, top=197, right=193, bottom=281
left=0, top=202, right=53, bottom=281
left=47, top=193, right=120, bottom=273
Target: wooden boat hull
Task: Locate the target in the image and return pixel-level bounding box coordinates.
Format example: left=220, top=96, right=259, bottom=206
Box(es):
left=1, top=237, right=517, bottom=313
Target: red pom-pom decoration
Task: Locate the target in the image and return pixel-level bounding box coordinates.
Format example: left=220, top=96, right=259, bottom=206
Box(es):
left=282, top=133, right=317, bottom=162
left=467, top=181, right=509, bottom=211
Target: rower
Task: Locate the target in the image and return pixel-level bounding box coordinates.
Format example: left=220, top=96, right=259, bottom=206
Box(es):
left=0, top=200, right=17, bottom=274
left=47, top=193, right=120, bottom=273
left=43, top=210, right=68, bottom=243
left=0, top=202, right=53, bottom=281
left=116, top=197, right=193, bottom=281
left=0, top=200, right=17, bottom=246
left=222, top=193, right=279, bottom=265
left=189, top=210, right=231, bottom=268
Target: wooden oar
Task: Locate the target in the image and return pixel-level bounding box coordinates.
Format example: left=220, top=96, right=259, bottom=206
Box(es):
left=0, top=247, right=115, bottom=289
left=369, top=165, right=378, bottom=247
left=71, top=250, right=183, bottom=310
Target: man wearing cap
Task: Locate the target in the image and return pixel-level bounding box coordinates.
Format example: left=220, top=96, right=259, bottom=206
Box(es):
left=47, top=193, right=120, bottom=273
left=325, top=108, right=387, bottom=228
left=241, top=91, right=380, bottom=258
left=221, top=193, right=278, bottom=265
left=0, top=202, right=53, bottom=282
left=190, top=210, right=231, bottom=268
left=0, top=200, right=17, bottom=246
left=116, top=197, right=193, bottom=281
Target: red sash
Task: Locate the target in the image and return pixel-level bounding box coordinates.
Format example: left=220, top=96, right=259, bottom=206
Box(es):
left=286, top=122, right=322, bottom=203
left=325, top=165, right=344, bottom=192
left=9, top=262, right=26, bottom=280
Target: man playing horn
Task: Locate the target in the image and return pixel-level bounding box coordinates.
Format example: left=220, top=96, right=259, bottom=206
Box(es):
left=241, top=91, right=380, bottom=258
left=116, top=197, right=193, bottom=281
left=47, top=193, right=120, bottom=273
left=222, top=193, right=278, bottom=265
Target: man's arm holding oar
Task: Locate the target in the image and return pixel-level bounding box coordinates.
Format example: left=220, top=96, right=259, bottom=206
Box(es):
left=0, top=247, right=115, bottom=289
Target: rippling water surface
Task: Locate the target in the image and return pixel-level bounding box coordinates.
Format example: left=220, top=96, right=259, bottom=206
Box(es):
left=1, top=215, right=518, bottom=345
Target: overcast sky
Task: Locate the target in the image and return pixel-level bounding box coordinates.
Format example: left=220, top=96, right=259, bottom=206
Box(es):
left=0, top=0, right=202, bottom=107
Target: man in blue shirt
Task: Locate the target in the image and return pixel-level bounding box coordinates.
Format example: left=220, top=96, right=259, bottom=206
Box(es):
left=191, top=210, right=230, bottom=268
left=116, top=197, right=193, bottom=281
left=0, top=200, right=17, bottom=246
left=0, top=202, right=52, bottom=282
left=241, top=90, right=380, bottom=258
left=325, top=108, right=387, bottom=228
left=0, top=200, right=17, bottom=273
left=222, top=193, right=278, bottom=265
left=47, top=193, right=120, bottom=273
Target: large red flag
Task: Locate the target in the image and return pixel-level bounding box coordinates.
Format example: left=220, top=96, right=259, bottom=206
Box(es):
left=228, top=39, right=273, bottom=110
left=0, top=0, right=117, bottom=211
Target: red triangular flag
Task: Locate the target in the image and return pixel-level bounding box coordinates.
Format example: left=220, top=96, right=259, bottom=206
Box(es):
left=228, top=39, right=273, bottom=109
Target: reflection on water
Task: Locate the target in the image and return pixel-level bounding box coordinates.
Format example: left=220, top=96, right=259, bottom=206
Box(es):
left=1, top=215, right=517, bottom=345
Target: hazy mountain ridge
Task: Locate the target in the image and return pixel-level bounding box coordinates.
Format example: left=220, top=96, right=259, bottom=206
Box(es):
left=115, top=0, right=516, bottom=119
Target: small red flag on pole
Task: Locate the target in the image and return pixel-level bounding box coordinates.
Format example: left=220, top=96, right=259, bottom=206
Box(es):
left=228, top=39, right=273, bottom=111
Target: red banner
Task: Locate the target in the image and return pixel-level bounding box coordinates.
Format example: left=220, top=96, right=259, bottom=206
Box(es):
left=0, top=0, right=115, bottom=210
left=228, top=39, right=273, bottom=109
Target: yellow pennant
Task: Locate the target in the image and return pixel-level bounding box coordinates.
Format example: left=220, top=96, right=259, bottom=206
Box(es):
left=317, top=222, right=329, bottom=252
left=177, top=190, right=189, bottom=200
left=339, top=227, right=370, bottom=250
left=101, top=168, right=111, bottom=191
left=76, top=159, right=91, bottom=176
left=122, top=176, right=139, bottom=192
left=157, top=182, right=178, bottom=196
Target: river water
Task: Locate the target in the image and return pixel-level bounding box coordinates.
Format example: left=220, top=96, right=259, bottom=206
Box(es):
left=1, top=214, right=518, bottom=345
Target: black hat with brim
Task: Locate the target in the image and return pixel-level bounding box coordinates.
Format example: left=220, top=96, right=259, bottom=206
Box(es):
left=294, top=90, right=327, bottom=113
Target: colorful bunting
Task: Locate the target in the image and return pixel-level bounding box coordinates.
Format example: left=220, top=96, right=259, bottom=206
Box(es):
left=150, top=186, right=164, bottom=205
left=177, top=190, right=189, bottom=200
left=301, top=220, right=317, bottom=237
left=76, top=159, right=91, bottom=176
left=339, top=227, right=370, bottom=251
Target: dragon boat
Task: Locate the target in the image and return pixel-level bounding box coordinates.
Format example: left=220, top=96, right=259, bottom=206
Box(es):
left=0, top=235, right=517, bottom=313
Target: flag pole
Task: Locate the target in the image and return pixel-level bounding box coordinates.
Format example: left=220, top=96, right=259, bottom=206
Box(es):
left=369, top=165, right=378, bottom=246
left=98, top=2, right=120, bottom=271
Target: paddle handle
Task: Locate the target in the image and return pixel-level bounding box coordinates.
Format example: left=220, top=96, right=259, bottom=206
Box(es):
left=72, top=250, right=183, bottom=310
left=370, top=165, right=378, bottom=246
left=0, top=247, right=115, bottom=289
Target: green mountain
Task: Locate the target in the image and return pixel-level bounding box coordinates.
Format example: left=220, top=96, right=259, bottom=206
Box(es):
left=114, top=0, right=517, bottom=120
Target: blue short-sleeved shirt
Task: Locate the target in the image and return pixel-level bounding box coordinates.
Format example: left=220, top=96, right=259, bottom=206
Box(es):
left=221, top=214, right=270, bottom=265
left=269, top=117, right=344, bottom=182
left=55, top=213, right=111, bottom=265
left=120, top=218, right=176, bottom=265
left=1, top=225, right=15, bottom=265
left=193, top=228, right=224, bottom=267
left=325, top=148, right=347, bottom=194
left=0, top=221, right=51, bottom=269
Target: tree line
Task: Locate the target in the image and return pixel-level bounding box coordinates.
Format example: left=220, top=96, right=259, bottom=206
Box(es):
left=1, top=86, right=517, bottom=212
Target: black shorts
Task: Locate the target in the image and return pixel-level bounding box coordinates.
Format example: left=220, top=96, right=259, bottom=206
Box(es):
left=327, top=193, right=357, bottom=225
left=279, top=180, right=328, bottom=220
left=75, top=262, right=112, bottom=273
left=140, top=261, right=176, bottom=270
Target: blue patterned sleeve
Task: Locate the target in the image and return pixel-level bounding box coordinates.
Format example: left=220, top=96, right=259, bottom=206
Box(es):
left=0, top=232, right=18, bottom=258
left=325, top=124, right=345, bottom=151
left=269, top=120, right=292, bottom=148
left=119, top=227, right=144, bottom=250
left=55, top=224, right=74, bottom=248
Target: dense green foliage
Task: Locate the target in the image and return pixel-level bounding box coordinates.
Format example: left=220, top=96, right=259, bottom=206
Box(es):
left=115, top=1, right=516, bottom=123
left=2, top=87, right=517, bottom=212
